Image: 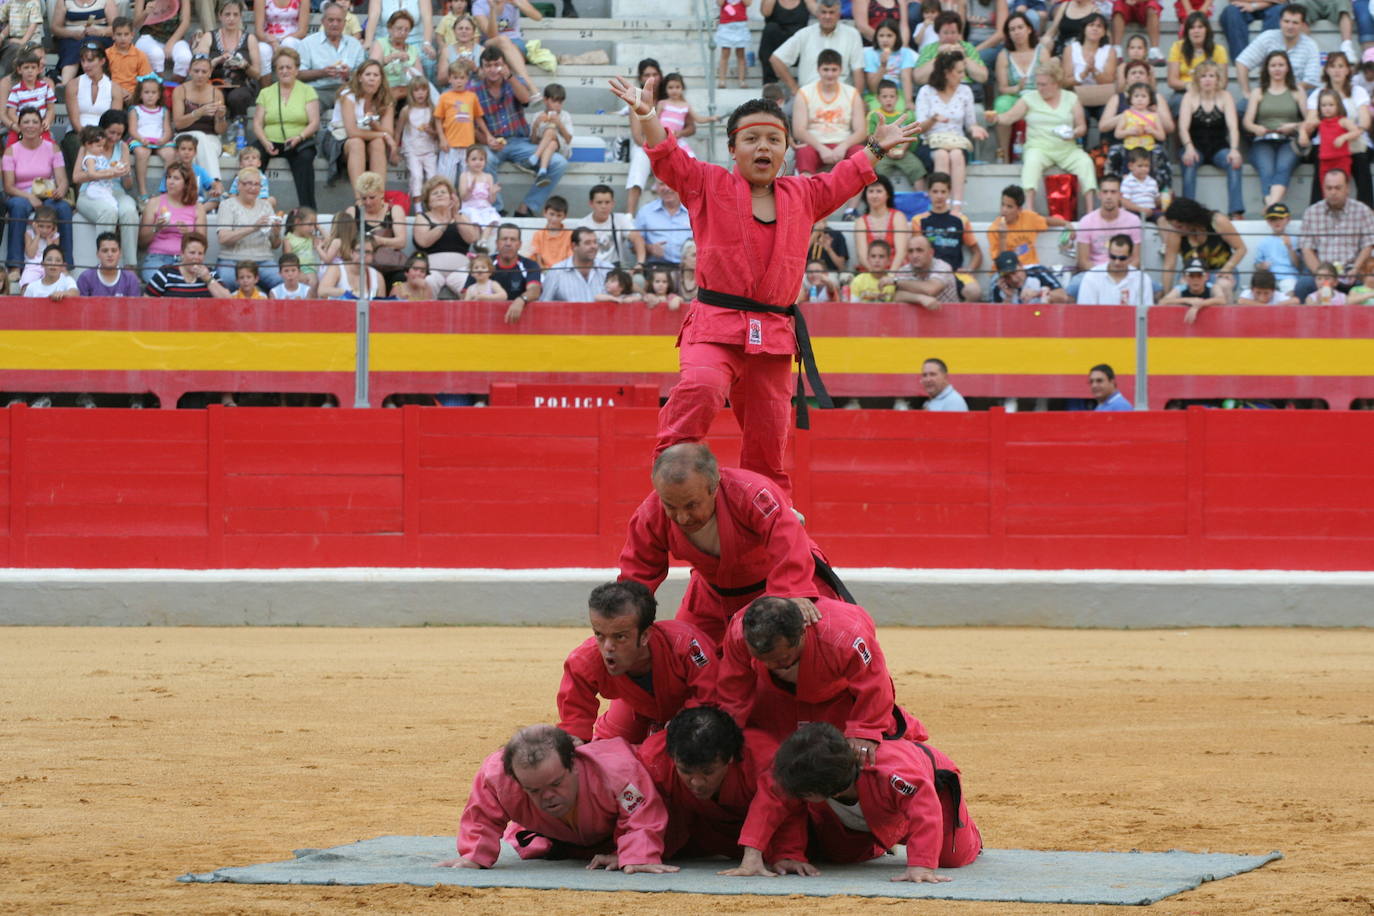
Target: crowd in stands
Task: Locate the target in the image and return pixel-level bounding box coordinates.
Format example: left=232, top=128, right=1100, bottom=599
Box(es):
left=0, top=0, right=1371, bottom=336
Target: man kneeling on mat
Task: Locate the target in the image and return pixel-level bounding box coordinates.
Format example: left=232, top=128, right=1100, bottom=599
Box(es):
left=731, top=722, right=982, bottom=882
left=438, top=724, right=679, bottom=874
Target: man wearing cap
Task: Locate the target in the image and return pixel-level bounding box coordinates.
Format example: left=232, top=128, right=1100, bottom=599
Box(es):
left=1296, top=168, right=1374, bottom=300
left=1159, top=258, right=1228, bottom=322
left=1251, top=203, right=1302, bottom=297
left=990, top=250, right=1069, bottom=304
left=920, top=358, right=967, bottom=411
left=1076, top=234, right=1154, bottom=306
left=1068, top=174, right=1143, bottom=299
left=1089, top=364, right=1133, bottom=411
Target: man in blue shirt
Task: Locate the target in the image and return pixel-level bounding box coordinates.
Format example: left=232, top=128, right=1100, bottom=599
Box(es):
left=635, top=180, right=692, bottom=268
left=297, top=2, right=367, bottom=112
left=921, top=357, right=968, bottom=412
left=1090, top=363, right=1133, bottom=411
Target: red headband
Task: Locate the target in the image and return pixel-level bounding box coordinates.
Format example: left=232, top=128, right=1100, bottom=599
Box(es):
left=729, top=120, right=786, bottom=137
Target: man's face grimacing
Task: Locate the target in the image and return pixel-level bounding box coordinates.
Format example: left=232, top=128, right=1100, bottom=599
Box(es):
left=513, top=755, right=579, bottom=819
left=674, top=757, right=731, bottom=801
left=589, top=607, right=650, bottom=676
left=920, top=359, right=948, bottom=396
left=1089, top=369, right=1117, bottom=401
left=751, top=632, right=805, bottom=679
left=655, top=471, right=717, bottom=534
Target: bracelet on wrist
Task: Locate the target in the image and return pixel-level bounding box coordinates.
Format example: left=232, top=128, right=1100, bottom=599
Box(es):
left=635, top=108, right=656, bottom=121
left=865, top=136, right=887, bottom=160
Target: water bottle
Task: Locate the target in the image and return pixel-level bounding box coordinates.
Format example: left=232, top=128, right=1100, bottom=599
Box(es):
left=235, top=118, right=247, bottom=152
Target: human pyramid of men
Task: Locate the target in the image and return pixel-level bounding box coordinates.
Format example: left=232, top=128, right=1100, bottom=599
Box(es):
left=437, top=80, right=980, bottom=884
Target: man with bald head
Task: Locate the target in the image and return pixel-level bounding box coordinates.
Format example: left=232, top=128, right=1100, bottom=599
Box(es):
left=618, top=442, right=850, bottom=645
left=440, top=724, right=678, bottom=874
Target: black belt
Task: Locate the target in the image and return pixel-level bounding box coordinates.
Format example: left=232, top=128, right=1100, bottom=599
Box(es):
left=697, top=287, right=834, bottom=429
left=708, top=578, right=767, bottom=597
left=913, top=742, right=966, bottom=831
left=707, top=554, right=855, bottom=603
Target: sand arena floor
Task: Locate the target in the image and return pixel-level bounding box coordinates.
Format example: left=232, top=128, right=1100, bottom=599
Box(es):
left=2, top=626, right=1372, bottom=916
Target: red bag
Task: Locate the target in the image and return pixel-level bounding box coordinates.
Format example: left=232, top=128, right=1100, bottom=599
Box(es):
left=1044, top=173, right=1078, bottom=221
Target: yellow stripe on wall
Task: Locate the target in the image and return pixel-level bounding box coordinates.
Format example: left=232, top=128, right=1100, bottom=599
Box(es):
left=1150, top=338, right=1374, bottom=376
left=0, top=331, right=355, bottom=371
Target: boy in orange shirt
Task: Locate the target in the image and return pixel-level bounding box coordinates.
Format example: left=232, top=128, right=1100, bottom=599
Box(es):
left=521, top=195, right=573, bottom=268
left=987, top=184, right=1069, bottom=294
left=105, top=17, right=153, bottom=99
left=434, top=58, right=486, bottom=182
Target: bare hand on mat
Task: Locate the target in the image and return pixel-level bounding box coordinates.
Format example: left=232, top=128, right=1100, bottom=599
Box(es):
left=435, top=856, right=483, bottom=868
left=893, top=865, right=951, bottom=883
left=587, top=853, right=679, bottom=874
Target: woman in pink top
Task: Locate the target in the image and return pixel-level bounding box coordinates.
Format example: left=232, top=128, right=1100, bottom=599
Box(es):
left=3, top=107, right=73, bottom=285
left=255, top=0, right=309, bottom=56
left=135, top=160, right=206, bottom=285
left=608, top=74, right=921, bottom=498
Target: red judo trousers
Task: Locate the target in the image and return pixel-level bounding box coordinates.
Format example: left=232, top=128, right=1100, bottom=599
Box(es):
left=643, top=128, right=877, bottom=498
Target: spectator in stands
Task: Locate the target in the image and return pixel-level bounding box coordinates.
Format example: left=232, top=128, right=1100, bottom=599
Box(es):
left=438, top=13, right=482, bottom=80
left=920, top=357, right=967, bottom=410
left=272, top=252, right=312, bottom=299
left=474, top=46, right=566, bottom=218
left=913, top=13, right=989, bottom=99
left=252, top=48, right=320, bottom=210
left=1075, top=233, right=1154, bottom=305
left=986, top=60, right=1097, bottom=213
left=297, top=2, right=362, bottom=114
left=1166, top=13, right=1228, bottom=118
left=574, top=185, right=641, bottom=270
left=1219, top=0, right=1284, bottom=62
left=992, top=13, right=1049, bottom=155
left=894, top=234, right=957, bottom=309
left=78, top=232, right=143, bottom=296
left=435, top=57, right=487, bottom=181
left=2, top=51, right=57, bottom=140
left=54, top=0, right=116, bottom=87
left=104, top=18, right=153, bottom=101
left=1068, top=173, right=1141, bottom=298
left=625, top=59, right=663, bottom=218
left=63, top=42, right=122, bottom=177
left=137, top=160, right=207, bottom=284
left=851, top=238, right=899, bottom=301
left=1159, top=196, right=1244, bottom=303
left=4, top=108, right=73, bottom=284
left=146, top=230, right=233, bottom=296
left=854, top=0, right=909, bottom=47
left=23, top=245, right=79, bottom=299
left=1236, top=5, right=1321, bottom=98
left=133, top=0, right=194, bottom=80
left=470, top=0, right=537, bottom=87
left=1178, top=61, right=1244, bottom=220
left=353, top=170, right=409, bottom=282
left=1159, top=257, right=1228, bottom=322
left=1297, top=168, right=1374, bottom=300
left=913, top=171, right=982, bottom=300
left=793, top=49, right=865, bottom=179
left=636, top=179, right=692, bottom=269
left=172, top=56, right=229, bottom=183
left=542, top=226, right=614, bottom=302
left=1252, top=202, right=1301, bottom=296
left=0, top=0, right=46, bottom=80
left=254, top=0, right=310, bottom=62
left=868, top=80, right=926, bottom=188
left=390, top=251, right=434, bottom=299
left=807, top=217, right=849, bottom=273
left=1061, top=12, right=1117, bottom=119
left=804, top=258, right=840, bottom=300
left=862, top=19, right=915, bottom=108
left=1242, top=50, right=1310, bottom=208
left=1237, top=266, right=1300, bottom=305
left=1109, top=0, right=1161, bottom=67
left=477, top=222, right=543, bottom=322
left=1089, top=363, right=1132, bottom=410
left=677, top=238, right=698, bottom=299
left=332, top=60, right=397, bottom=189
left=915, top=51, right=986, bottom=213
left=987, top=183, right=1067, bottom=291
left=372, top=11, right=427, bottom=104
left=75, top=110, right=139, bottom=267
left=1305, top=51, right=1373, bottom=207
left=520, top=196, right=571, bottom=268
left=189, top=1, right=262, bottom=123
left=216, top=166, right=282, bottom=289
left=768, top=0, right=863, bottom=97
left=758, top=0, right=812, bottom=86
left=317, top=211, right=387, bottom=298
left=991, top=250, right=1070, bottom=303
left=853, top=177, right=909, bottom=271
left=413, top=175, right=481, bottom=297
left=966, top=0, right=1004, bottom=68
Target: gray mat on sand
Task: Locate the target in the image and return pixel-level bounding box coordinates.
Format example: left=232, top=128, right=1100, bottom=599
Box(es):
left=178, top=835, right=1282, bottom=904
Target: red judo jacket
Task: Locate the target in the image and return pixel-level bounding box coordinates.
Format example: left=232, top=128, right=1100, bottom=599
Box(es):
left=556, top=619, right=720, bottom=743
left=457, top=737, right=668, bottom=868
left=645, top=128, right=877, bottom=354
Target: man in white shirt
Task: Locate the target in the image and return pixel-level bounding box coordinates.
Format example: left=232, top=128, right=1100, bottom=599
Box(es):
left=1235, top=5, right=1323, bottom=97
left=542, top=228, right=615, bottom=302
left=792, top=49, right=866, bottom=177
left=573, top=184, right=641, bottom=269
left=1067, top=174, right=1142, bottom=299
left=769, top=0, right=864, bottom=95
left=1076, top=234, right=1156, bottom=306
left=920, top=357, right=968, bottom=411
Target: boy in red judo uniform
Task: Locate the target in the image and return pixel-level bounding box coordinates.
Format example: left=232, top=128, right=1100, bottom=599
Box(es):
left=619, top=443, right=846, bottom=645
left=440, top=725, right=678, bottom=874
left=607, top=77, right=924, bottom=497
left=557, top=580, right=719, bottom=744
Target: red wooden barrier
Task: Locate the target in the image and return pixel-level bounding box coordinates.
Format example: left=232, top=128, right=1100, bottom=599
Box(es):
left=3, top=405, right=1372, bottom=570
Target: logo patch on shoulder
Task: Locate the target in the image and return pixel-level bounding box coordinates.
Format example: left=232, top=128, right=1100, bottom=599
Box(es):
left=853, top=636, right=872, bottom=665
left=753, top=487, right=780, bottom=519
left=619, top=783, right=646, bottom=814
left=687, top=638, right=710, bottom=668
left=890, top=774, right=916, bottom=797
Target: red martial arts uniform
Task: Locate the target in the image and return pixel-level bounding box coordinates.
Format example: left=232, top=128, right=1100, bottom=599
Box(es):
left=457, top=737, right=669, bottom=868
left=739, top=740, right=982, bottom=870
left=634, top=727, right=807, bottom=861
left=619, top=466, right=842, bottom=644
left=644, top=129, right=877, bottom=497
left=556, top=620, right=720, bottom=744
left=717, top=596, right=927, bottom=744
